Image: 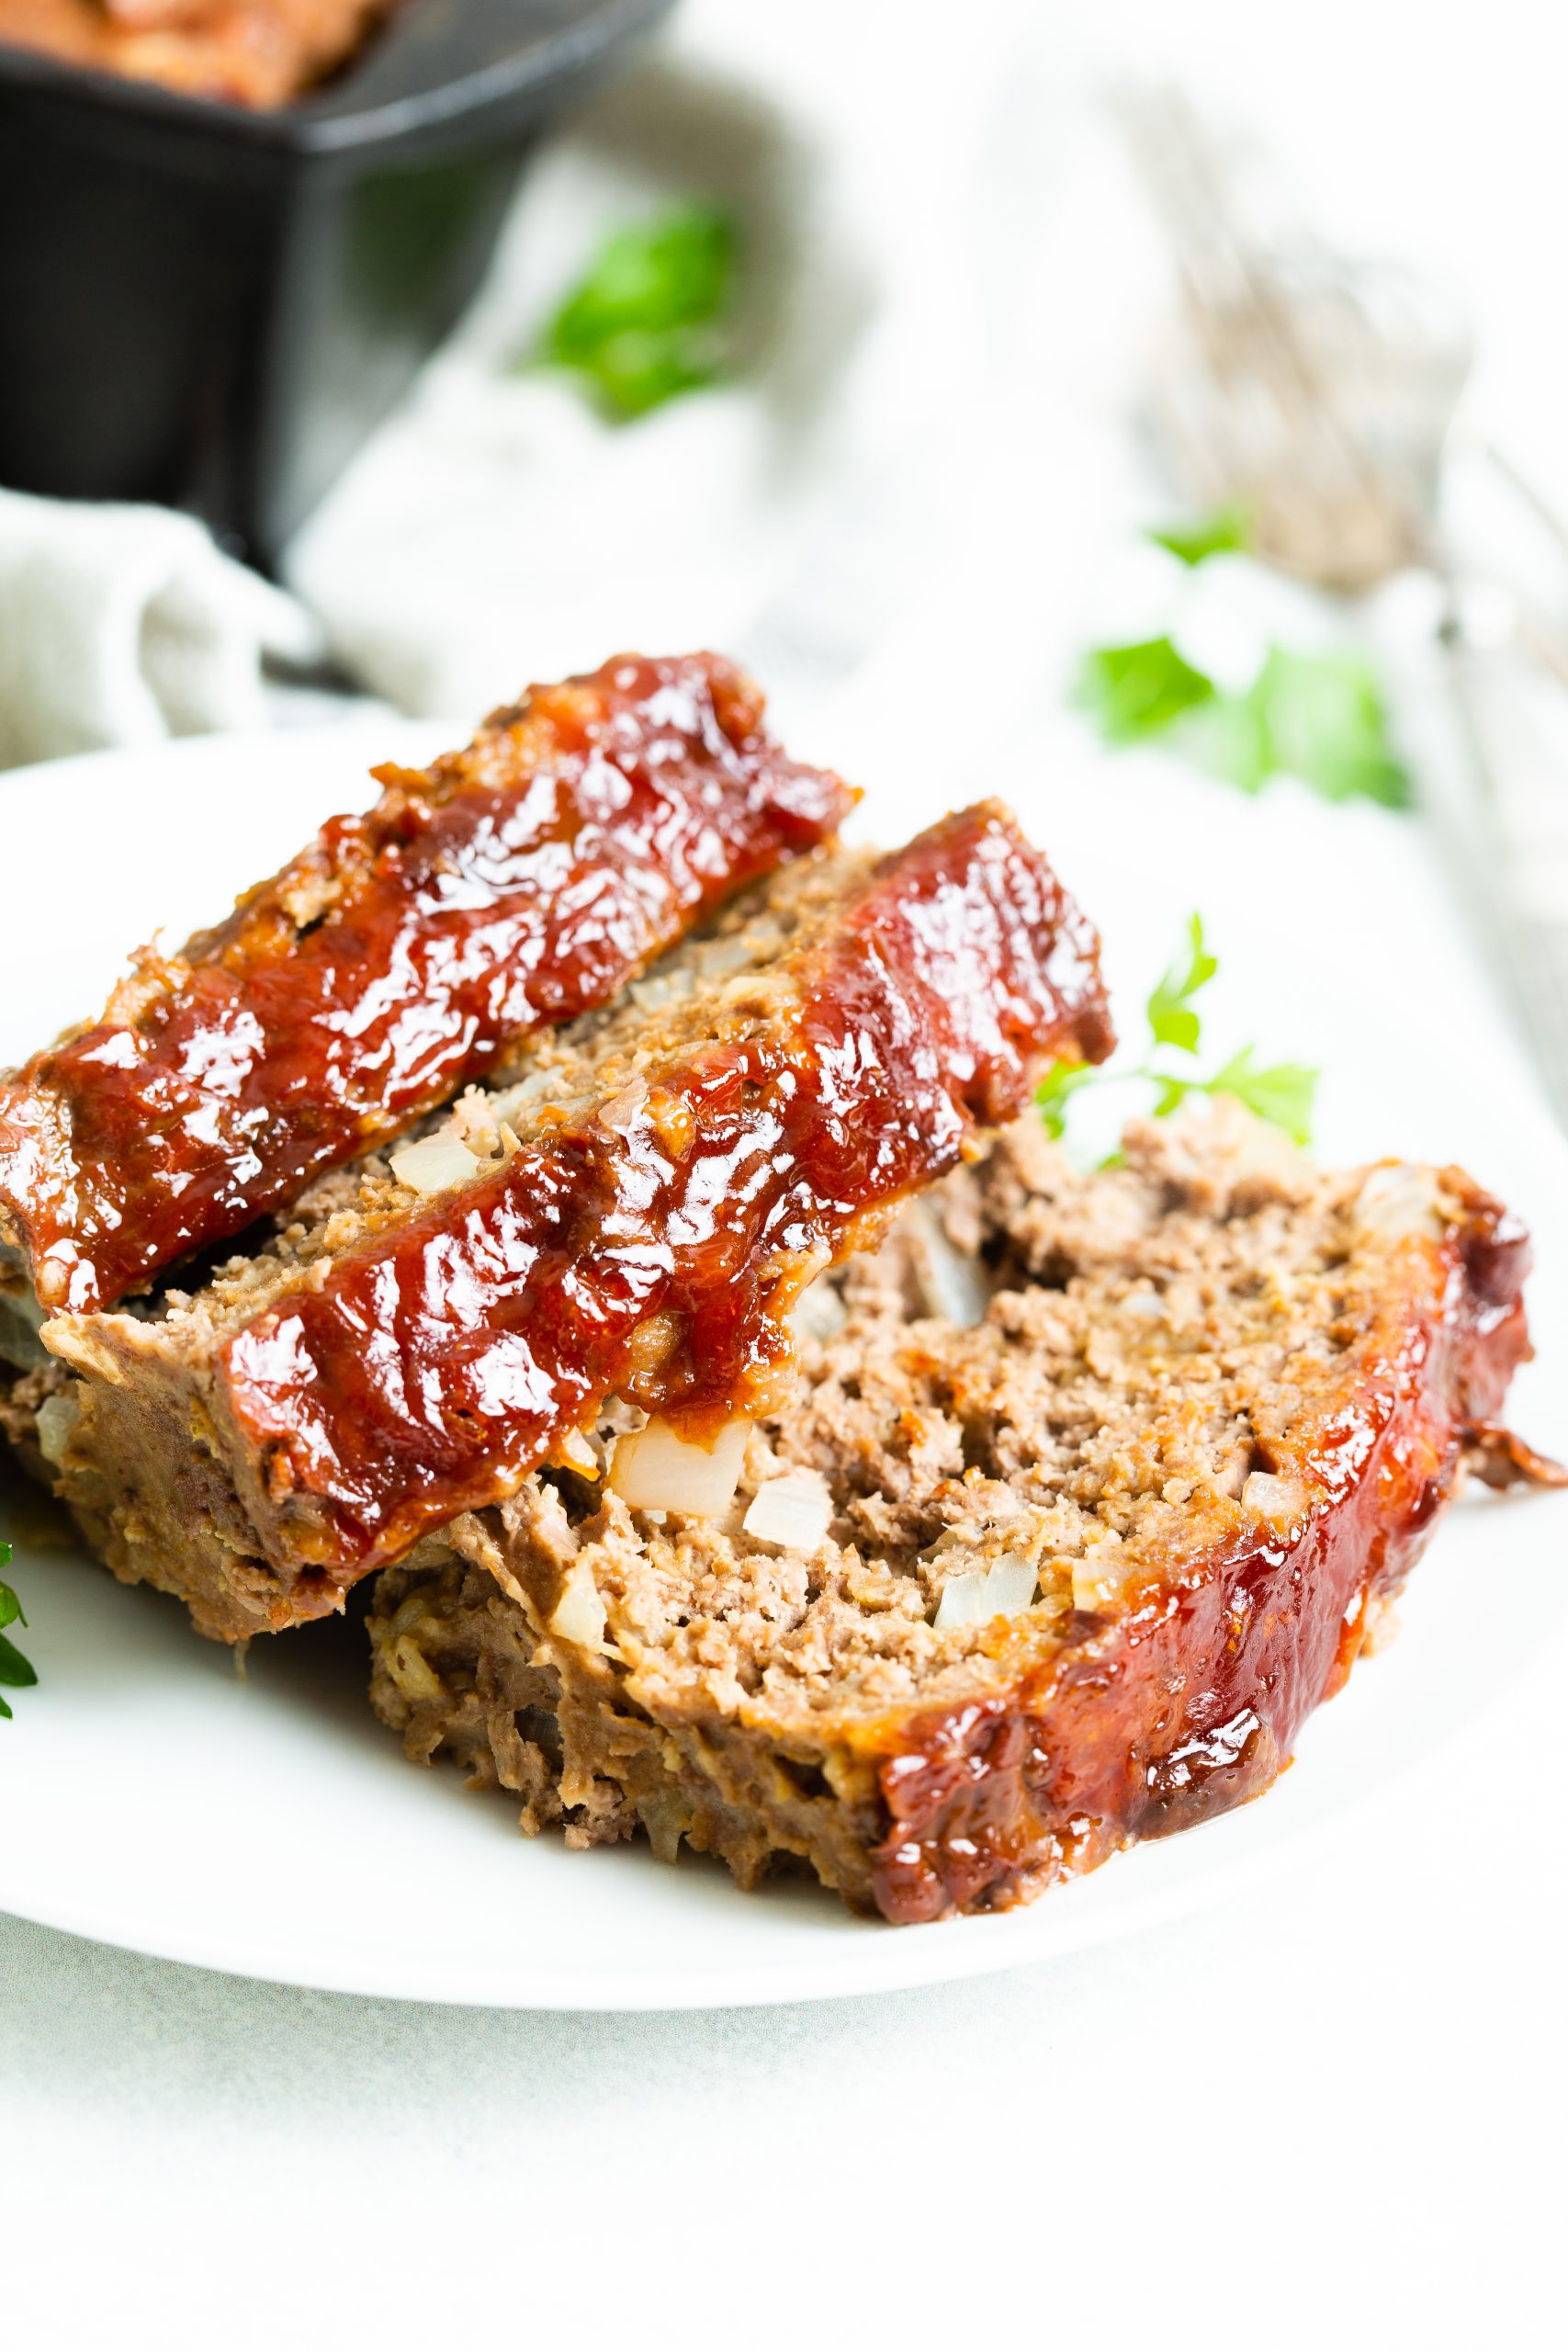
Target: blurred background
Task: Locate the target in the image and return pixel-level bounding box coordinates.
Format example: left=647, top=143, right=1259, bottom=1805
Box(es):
left=5, top=0, right=1568, bottom=1140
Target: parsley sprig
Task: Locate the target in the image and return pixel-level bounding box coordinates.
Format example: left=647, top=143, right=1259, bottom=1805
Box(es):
left=0, top=1540, right=37, bottom=1721
left=1074, top=507, right=1410, bottom=808
left=1076, top=636, right=1410, bottom=808
left=534, top=203, right=738, bottom=420
left=1145, top=911, right=1217, bottom=1051
left=1147, top=503, right=1252, bottom=567
left=1040, top=912, right=1318, bottom=1151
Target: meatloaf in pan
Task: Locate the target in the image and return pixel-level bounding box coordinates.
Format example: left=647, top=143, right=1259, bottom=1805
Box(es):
left=17, top=803, right=1113, bottom=1639
left=364, top=1107, right=1562, bottom=1922
left=0, top=650, right=851, bottom=1317
left=0, top=0, right=394, bottom=108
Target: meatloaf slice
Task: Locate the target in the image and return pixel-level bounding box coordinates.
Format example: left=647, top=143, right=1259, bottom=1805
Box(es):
left=32, top=804, right=1112, bottom=1639
left=0, top=650, right=850, bottom=1315
left=364, top=1107, right=1563, bottom=1922
left=0, top=0, right=393, bottom=108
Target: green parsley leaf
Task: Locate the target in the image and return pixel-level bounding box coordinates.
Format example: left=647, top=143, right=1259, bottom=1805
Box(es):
left=1078, top=622, right=1410, bottom=810
left=1038, top=914, right=1317, bottom=1153
left=1072, top=637, right=1215, bottom=743
left=0, top=1633, right=36, bottom=1689
left=1150, top=1051, right=1317, bottom=1145
left=536, top=203, right=737, bottom=421
left=1146, top=912, right=1217, bottom=1054
left=1150, top=1071, right=1195, bottom=1120
left=568, top=332, right=716, bottom=420
left=1148, top=503, right=1252, bottom=566
left=1172, top=688, right=1273, bottom=795
left=1201, top=1047, right=1318, bottom=1146
left=1036, top=1059, right=1096, bottom=1140
left=0, top=1538, right=35, bottom=1717
left=1252, top=646, right=1411, bottom=808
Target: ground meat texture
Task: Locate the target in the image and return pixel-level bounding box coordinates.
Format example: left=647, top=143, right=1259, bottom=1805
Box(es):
left=365, top=1109, right=1563, bottom=1922
left=0, top=652, right=852, bottom=1314
left=28, top=806, right=1112, bottom=1635
left=0, top=0, right=395, bottom=107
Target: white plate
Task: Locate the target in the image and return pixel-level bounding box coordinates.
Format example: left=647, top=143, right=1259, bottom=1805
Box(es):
left=2, top=720, right=1565, bottom=2008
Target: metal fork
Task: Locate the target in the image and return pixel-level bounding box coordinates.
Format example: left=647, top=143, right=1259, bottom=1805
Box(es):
left=1115, top=84, right=1568, bottom=1127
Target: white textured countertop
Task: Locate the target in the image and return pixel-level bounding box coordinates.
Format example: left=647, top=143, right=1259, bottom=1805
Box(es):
left=6, top=1706, right=1561, bottom=2345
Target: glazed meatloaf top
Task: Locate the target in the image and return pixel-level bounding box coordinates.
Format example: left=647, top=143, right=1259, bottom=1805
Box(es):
left=0, top=0, right=393, bottom=107
left=367, top=1106, right=1560, bottom=1919
left=0, top=651, right=851, bottom=1314
left=38, top=803, right=1112, bottom=1635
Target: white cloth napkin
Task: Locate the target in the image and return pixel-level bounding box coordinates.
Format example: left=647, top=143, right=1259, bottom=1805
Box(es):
left=0, top=488, right=321, bottom=772
left=287, top=3, right=1043, bottom=730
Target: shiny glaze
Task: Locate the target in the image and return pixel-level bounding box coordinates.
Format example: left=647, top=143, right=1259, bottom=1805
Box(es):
left=219, top=803, right=1114, bottom=1576
left=870, top=1189, right=1544, bottom=1922
left=0, top=654, right=851, bottom=1313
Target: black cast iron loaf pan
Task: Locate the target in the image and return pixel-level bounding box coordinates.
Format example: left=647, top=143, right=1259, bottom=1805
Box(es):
left=0, top=0, right=673, bottom=571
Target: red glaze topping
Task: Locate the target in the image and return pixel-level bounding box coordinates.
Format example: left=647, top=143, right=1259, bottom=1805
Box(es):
left=219, top=802, right=1114, bottom=1577
left=0, top=654, right=852, bottom=1313
left=870, top=1188, right=1551, bottom=1923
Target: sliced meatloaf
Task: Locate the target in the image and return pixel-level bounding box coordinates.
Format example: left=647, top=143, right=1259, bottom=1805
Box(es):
left=364, top=1106, right=1562, bottom=1922
left=25, top=804, right=1112, bottom=1639
left=0, top=0, right=393, bottom=108
left=0, top=650, right=850, bottom=1315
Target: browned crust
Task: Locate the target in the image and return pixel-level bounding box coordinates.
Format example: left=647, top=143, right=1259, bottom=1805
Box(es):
left=0, top=652, right=850, bottom=1313
left=36, top=1340, right=333, bottom=1638
left=867, top=1179, right=1540, bottom=1918
left=31, top=808, right=1111, bottom=1637
left=212, top=802, right=1112, bottom=1578
left=367, top=1169, right=1557, bottom=1922
left=369, top=1532, right=893, bottom=1902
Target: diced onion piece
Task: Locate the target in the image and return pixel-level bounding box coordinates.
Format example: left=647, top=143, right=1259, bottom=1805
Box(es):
left=386, top=1633, right=444, bottom=1702
left=390, top=1135, right=481, bottom=1195
left=35, top=1391, right=79, bottom=1467
left=1073, top=1538, right=1125, bottom=1613
left=629, top=968, right=695, bottom=1012
left=932, top=1568, right=989, bottom=1631
left=388, top=1589, right=439, bottom=1638
left=609, top=1417, right=751, bottom=1515
left=790, top=1280, right=847, bottom=1344
left=743, top=1468, right=832, bottom=1550
left=693, top=934, right=754, bottom=982
left=555, top=1427, right=600, bottom=1479
left=488, top=1070, right=557, bottom=1131
left=983, top=1555, right=1038, bottom=1614
left=1353, top=1164, right=1443, bottom=1242
left=550, top=1562, right=607, bottom=1650
left=932, top=1554, right=1038, bottom=1632
left=1242, top=1472, right=1310, bottom=1530
left=908, top=1199, right=989, bottom=1329
left=598, top=1077, right=649, bottom=1135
